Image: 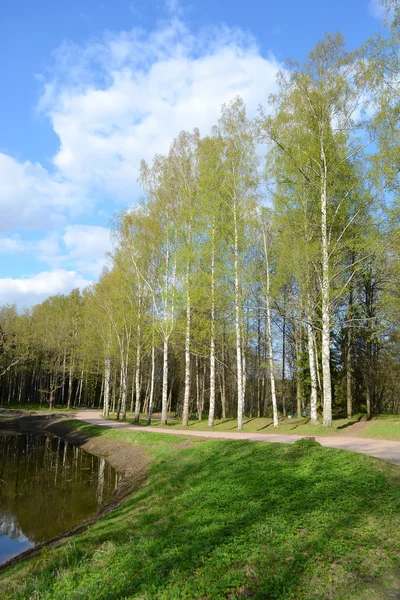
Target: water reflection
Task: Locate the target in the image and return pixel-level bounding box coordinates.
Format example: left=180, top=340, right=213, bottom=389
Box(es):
left=0, top=432, right=120, bottom=565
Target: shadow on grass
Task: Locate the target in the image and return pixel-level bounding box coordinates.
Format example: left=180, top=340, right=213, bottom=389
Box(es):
left=5, top=426, right=399, bottom=600
left=258, top=416, right=287, bottom=431
left=337, top=415, right=365, bottom=430
left=289, top=417, right=311, bottom=430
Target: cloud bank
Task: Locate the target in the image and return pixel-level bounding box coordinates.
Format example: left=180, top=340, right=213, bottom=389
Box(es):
left=0, top=17, right=281, bottom=306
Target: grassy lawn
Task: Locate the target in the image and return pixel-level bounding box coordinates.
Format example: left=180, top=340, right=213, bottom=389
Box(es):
left=354, top=415, right=400, bottom=441
left=0, top=403, right=75, bottom=413
left=105, top=411, right=400, bottom=440
left=1, top=422, right=399, bottom=599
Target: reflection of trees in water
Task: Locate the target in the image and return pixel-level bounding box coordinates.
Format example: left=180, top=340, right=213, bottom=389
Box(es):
left=0, top=511, right=26, bottom=541
left=0, top=433, right=118, bottom=545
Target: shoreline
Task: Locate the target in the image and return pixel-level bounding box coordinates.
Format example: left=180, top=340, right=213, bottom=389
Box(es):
left=0, top=413, right=149, bottom=571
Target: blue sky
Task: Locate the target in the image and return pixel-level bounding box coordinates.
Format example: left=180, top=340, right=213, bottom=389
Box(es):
left=0, top=0, right=385, bottom=306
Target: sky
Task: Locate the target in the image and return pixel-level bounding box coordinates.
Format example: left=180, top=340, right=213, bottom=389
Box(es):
left=0, top=0, right=386, bottom=307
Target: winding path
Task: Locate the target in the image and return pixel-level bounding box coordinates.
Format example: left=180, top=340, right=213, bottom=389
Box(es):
left=75, top=409, right=400, bottom=466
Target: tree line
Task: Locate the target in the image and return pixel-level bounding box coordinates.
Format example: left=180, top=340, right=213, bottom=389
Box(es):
left=1, top=14, right=399, bottom=428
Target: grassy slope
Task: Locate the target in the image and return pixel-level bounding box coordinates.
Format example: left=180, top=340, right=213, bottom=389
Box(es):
left=1, top=423, right=399, bottom=600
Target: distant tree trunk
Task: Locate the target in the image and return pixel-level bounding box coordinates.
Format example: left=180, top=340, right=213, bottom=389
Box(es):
left=99, top=376, right=104, bottom=411
left=167, top=378, right=174, bottom=413
left=111, top=369, right=117, bottom=414
left=346, top=289, right=353, bottom=419
left=366, top=384, right=371, bottom=418
left=282, top=313, right=286, bottom=417
left=220, top=342, right=227, bottom=419
left=143, top=379, right=150, bottom=415
left=199, top=360, right=206, bottom=421
left=147, top=335, right=155, bottom=424
left=78, top=369, right=84, bottom=406
left=49, top=376, right=54, bottom=410
left=195, top=354, right=200, bottom=421
left=103, top=354, right=111, bottom=418
left=130, top=372, right=135, bottom=413
left=119, top=355, right=128, bottom=421
left=134, top=293, right=142, bottom=423
left=61, top=347, right=67, bottom=406
left=67, top=364, right=73, bottom=409
left=242, top=330, right=247, bottom=417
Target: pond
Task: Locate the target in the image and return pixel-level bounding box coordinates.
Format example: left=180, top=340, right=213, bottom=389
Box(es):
left=0, top=431, right=120, bottom=566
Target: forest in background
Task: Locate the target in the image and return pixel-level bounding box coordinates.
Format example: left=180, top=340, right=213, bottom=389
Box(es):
left=1, top=5, right=399, bottom=429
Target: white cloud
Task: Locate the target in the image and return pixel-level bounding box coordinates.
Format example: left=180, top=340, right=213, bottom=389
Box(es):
left=0, top=236, right=26, bottom=254
left=2, top=17, right=282, bottom=307
left=0, top=153, right=85, bottom=234
left=39, top=19, right=281, bottom=203
left=0, top=270, right=91, bottom=307
left=165, top=0, right=183, bottom=16
left=62, top=224, right=112, bottom=275
left=0, top=225, right=111, bottom=281
left=8, top=225, right=112, bottom=277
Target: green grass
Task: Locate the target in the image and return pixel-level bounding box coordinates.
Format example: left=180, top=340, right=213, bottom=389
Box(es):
left=5, top=404, right=400, bottom=441
left=110, top=413, right=400, bottom=439
left=106, top=412, right=362, bottom=434
left=355, top=415, right=400, bottom=441
left=0, top=402, right=75, bottom=412
left=1, top=422, right=399, bottom=599
left=109, top=412, right=400, bottom=439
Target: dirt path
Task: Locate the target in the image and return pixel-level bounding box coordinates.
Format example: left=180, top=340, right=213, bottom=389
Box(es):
left=75, top=410, right=400, bottom=467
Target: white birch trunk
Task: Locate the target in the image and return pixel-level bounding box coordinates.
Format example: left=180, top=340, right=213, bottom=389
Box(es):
left=67, top=364, right=73, bottom=409
left=307, top=309, right=318, bottom=424
left=234, top=203, right=244, bottom=430
left=103, top=354, right=111, bottom=418
left=320, top=134, right=333, bottom=427
left=134, top=346, right=141, bottom=422
left=161, top=223, right=171, bottom=426
left=261, top=220, right=278, bottom=428
left=119, top=355, right=128, bottom=421
left=208, top=218, right=216, bottom=427
left=182, top=267, right=191, bottom=427
left=242, top=333, right=247, bottom=413
left=147, top=335, right=155, bottom=424
left=161, top=338, right=168, bottom=425
left=134, top=292, right=142, bottom=423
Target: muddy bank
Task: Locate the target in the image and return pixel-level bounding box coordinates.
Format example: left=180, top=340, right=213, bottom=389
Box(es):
left=0, top=412, right=149, bottom=570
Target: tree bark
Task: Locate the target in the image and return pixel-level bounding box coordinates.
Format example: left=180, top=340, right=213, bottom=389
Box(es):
left=320, top=132, right=333, bottom=427
left=346, top=289, right=353, bottom=419
left=103, top=354, right=111, bottom=418
left=208, top=219, right=216, bottom=427
left=147, top=335, right=155, bottom=424
left=261, top=220, right=279, bottom=428
left=161, top=338, right=169, bottom=425
left=182, top=267, right=191, bottom=427
left=234, top=201, right=244, bottom=429
left=307, top=306, right=318, bottom=424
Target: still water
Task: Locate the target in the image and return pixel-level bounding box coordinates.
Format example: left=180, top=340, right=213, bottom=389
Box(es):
left=0, top=431, right=120, bottom=565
